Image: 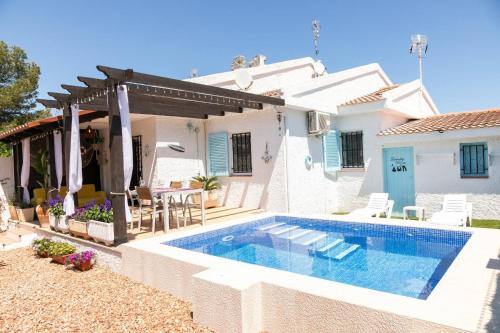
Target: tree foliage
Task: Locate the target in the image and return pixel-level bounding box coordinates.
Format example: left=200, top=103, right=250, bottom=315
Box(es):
left=0, top=40, right=40, bottom=122
left=0, top=41, right=48, bottom=157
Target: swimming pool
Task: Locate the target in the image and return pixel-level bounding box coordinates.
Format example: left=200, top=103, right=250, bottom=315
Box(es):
left=164, top=215, right=471, bottom=299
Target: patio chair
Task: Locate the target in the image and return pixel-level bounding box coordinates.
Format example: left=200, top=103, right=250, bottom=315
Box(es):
left=183, top=180, right=204, bottom=226
left=429, top=194, right=471, bottom=227
left=348, top=193, right=394, bottom=218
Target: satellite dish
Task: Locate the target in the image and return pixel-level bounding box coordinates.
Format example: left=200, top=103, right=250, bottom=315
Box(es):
left=234, top=69, right=253, bottom=90
left=313, top=60, right=326, bottom=76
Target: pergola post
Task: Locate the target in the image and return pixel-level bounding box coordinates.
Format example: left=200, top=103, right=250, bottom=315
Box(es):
left=12, top=142, right=22, bottom=203
left=107, top=83, right=128, bottom=244
left=62, top=104, right=71, bottom=191
left=47, top=132, right=58, bottom=198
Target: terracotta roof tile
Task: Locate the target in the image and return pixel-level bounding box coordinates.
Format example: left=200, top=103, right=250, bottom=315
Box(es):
left=341, top=85, right=400, bottom=106
left=378, top=109, right=500, bottom=136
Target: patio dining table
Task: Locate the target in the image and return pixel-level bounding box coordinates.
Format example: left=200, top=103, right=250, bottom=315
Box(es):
left=152, top=187, right=205, bottom=232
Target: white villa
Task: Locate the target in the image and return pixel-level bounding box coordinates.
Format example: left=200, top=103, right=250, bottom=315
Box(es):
left=1, top=56, right=499, bottom=220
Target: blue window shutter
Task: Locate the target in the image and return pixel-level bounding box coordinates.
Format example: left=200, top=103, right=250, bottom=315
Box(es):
left=460, top=142, right=488, bottom=177
left=323, top=130, right=341, bottom=171
left=208, top=132, right=229, bottom=176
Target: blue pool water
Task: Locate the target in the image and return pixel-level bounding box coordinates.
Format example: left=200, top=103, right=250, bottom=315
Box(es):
left=165, top=216, right=471, bottom=299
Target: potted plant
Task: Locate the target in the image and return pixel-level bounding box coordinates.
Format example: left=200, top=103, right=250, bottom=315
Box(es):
left=32, top=150, right=50, bottom=228
left=66, top=250, right=96, bottom=271
left=32, top=238, right=53, bottom=258
left=68, top=205, right=91, bottom=239
left=48, top=196, right=68, bottom=233
left=7, top=198, right=19, bottom=221
left=86, top=200, right=114, bottom=246
left=192, top=176, right=220, bottom=208
left=16, top=200, right=35, bottom=222
left=47, top=241, right=76, bottom=264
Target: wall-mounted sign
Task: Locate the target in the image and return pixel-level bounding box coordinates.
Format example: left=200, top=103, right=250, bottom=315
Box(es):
left=390, top=156, right=408, bottom=173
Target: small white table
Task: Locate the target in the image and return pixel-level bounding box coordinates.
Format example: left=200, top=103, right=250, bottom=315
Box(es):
left=156, top=188, right=205, bottom=232
left=403, top=206, right=425, bottom=222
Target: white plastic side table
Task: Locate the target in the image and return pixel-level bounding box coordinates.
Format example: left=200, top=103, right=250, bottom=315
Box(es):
left=403, top=206, right=425, bottom=221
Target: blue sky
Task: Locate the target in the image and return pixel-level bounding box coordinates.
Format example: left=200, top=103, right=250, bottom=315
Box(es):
left=1, top=0, right=499, bottom=113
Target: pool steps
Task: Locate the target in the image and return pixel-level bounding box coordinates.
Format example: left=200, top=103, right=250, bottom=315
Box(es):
left=261, top=223, right=361, bottom=260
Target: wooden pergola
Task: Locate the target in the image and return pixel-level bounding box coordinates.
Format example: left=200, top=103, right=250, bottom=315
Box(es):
left=30, top=66, right=285, bottom=244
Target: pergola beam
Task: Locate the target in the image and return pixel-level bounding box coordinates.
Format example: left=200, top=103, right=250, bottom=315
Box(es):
left=128, top=92, right=243, bottom=114
left=37, top=99, right=60, bottom=109
left=47, top=92, right=71, bottom=103
left=97, top=65, right=285, bottom=107
left=77, top=76, right=108, bottom=89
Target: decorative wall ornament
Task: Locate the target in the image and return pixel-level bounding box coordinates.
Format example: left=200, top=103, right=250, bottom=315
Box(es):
left=305, top=155, right=313, bottom=170
left=276, top=111, right=283, bottom=135
left=261, top=142, right=272, bottom=164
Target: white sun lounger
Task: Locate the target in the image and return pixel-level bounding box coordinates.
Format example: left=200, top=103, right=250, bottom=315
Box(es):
left=429, top=194, right=472, bottom=227
left=348, top=193, right=394, bottom=218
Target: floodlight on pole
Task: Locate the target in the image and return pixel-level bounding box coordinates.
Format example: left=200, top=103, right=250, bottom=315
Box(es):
left=409, top=34, right=428, bottom=111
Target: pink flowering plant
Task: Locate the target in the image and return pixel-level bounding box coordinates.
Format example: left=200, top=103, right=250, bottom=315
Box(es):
left=66, top=250, right=96, bottom=266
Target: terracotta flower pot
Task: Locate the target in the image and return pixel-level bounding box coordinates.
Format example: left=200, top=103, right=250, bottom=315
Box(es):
left=36, top=205, right=50, bottom=228
left=68, top=219, right=89, bottom=239
left=8, top=205, right=18, bottom=220
left=37, top=250, right=49, bottom=258
left=75, top=260, right=93, bottom=272
left=16, top=207, right=34, bottom=222
left=51, top=254, right=71, bottom=265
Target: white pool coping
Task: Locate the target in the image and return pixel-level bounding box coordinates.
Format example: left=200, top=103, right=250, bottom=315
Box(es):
left=121, top=213, right=500, bottom=333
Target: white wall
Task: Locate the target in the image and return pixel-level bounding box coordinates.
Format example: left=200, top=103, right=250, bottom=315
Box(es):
left=205, top=108, right=287, bottom=211
left=380, top=130, right=500, bottom=219
left=151, top=116, right=205, bottom=186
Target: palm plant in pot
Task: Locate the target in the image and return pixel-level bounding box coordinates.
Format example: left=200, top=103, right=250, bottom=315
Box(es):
left=192, top=176, right=220, bottom=208
left=32, top=150, right=50, bottom=228
left=47, top=196, right=68, bottom=233
left=86, top=200, right=114, bottom=246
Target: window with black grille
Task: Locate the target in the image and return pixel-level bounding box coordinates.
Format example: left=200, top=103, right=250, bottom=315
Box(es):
left=231, top=132, right=252, bottom=174
left=341, top=131, right=364, bottom=168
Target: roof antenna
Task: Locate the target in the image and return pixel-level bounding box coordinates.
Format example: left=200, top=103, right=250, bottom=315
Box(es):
left=409, top=34, right=428, bottom=112
left=312, top=19, right=321, bottom=59
left=190, top=68, right=198, bottom=78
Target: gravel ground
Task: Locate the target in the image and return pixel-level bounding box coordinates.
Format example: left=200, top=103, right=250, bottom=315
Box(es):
left=0, top=248, right=214, bottom=333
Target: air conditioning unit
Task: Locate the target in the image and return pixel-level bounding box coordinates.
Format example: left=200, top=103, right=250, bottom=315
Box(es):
left=307, top=111, right=331, bottom=135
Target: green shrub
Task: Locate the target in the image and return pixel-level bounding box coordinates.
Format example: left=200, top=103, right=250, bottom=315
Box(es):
left=47, top=242, right=76, bottom=256
left=32, top=238, right=53, bottom=255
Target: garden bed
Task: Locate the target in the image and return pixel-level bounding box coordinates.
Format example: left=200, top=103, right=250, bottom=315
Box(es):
left=0, top=248, right=213, bottom=333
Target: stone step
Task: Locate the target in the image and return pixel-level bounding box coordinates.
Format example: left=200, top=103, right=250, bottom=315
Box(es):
left=267, top=225, right=300, bottom=235
left=279, top=229, right=313, bottom=240
left=294, top=231, right=327, bottom=246
left=334, top=244, right=360, bottom=260
left=257, top=222, right=286, bottom=231
left=316, top=239, right=344, bottom=253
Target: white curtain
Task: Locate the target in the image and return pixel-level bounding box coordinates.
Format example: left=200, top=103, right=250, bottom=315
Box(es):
left=20, top=138, right=31, bottom=203
left=63, top=104, right=82, bottom=216
left=118, top=85, right=133, bottom=222
left=53, top=130, right=63, bottom=190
